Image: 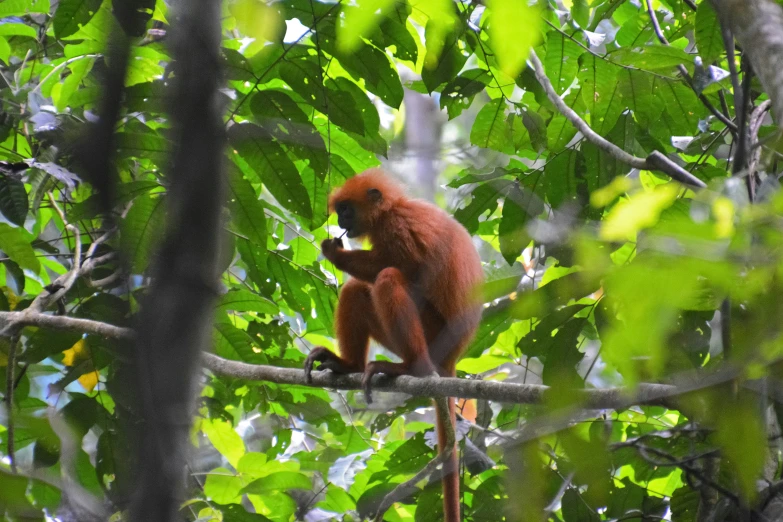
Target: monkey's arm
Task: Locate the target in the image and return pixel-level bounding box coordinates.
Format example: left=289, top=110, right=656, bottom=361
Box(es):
left=322, top=239, right=388, bottom=282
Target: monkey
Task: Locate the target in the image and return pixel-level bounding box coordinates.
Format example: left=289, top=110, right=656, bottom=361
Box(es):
left=303, top=168, right=484, bottom=522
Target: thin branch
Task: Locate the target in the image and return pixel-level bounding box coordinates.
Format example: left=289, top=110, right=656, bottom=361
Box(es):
left=528, top=50, right=707, bottom=189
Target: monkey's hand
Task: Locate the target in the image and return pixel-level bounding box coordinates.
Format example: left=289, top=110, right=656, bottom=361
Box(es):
left=304, top=346, right=358, bottom=383
left=321, top=238, right=344, bottom=263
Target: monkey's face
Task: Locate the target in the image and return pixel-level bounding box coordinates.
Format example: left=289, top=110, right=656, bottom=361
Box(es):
left=333, top=188, right=382, bottom=238
left=334, top=200, right=361, bottom=238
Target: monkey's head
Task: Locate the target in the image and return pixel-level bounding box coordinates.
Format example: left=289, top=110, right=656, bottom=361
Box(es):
left=328, top=169, right=404, bottom=238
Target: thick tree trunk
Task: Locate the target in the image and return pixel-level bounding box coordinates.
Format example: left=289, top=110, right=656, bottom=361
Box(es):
left=711, top=0, right=783, bottom=123
left=129, top=0, right=225, bottom=520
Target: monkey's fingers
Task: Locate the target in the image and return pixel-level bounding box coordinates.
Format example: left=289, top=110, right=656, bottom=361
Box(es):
left=304, top=347, right=332, bottom=383
left=361, top=371, right=374, bottom=404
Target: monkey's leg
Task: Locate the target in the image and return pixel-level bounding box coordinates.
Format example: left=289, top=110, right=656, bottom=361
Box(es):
left=363, top=267, right=436, bottom=402
left=304, top=279, right=377, bottom=382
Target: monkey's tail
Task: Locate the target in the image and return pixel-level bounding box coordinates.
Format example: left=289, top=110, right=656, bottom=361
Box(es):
left=436, top=396, right=460, bottom=522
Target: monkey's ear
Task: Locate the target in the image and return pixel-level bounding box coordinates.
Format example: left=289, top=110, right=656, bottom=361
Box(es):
left=367, top=188, right=382, bottom=202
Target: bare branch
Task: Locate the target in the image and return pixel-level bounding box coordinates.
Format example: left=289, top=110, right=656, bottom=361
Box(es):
left=528, top=50, right=708, bottom=189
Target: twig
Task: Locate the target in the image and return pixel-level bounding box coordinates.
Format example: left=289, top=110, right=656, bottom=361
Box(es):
left=528, top=50, right=707, bottom=189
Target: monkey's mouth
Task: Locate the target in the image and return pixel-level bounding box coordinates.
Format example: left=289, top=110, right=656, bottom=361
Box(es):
left=345, top=228, right=360, bottom=238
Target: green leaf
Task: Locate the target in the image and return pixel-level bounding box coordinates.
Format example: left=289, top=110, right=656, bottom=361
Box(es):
left=214, top=321, right=268, bottom=364
left=609, top=46, right=691, bottom=76
left=544, top=148, right=582, bottom=208
left=544, top=31, right=583, bottom=95
left=695, top=1, right=723, bottom=65
left=216, top=289, right=277, bottom=316
left=470, top=99, right=511, bottom=154
left=0, top=23, right=37, bottom=38
left=241, top=471, right=312, bottom=494
left=618, top=69, right=661, bottom=129
left=421, top=20, right=466, bottom=92
left=578, top=53, right=622, bottom=135
left=121, top=194, right=166, bottom=273
left=338, top=0, right=397, bottom=52
left=249, top=89, right=328, bottom=176
left=0, top=174, right=28, bottom=226
left=440, top=69, right=491, bottom=119
left=373, top=10, right=418, bottom=63
left=229, top=123, right=313, bottom=220
left=319, top=25, right=404, bottom=109
left=487, top=0, right=541, bottom=78
left=715, top=399, right=766, bottom=499
left=498, top=179, right=542, bottom=265
left=53, top=0, right=103, bottom=39
left=203, top=418, right=246, bottom=468
left=0, top=0, right=50, bottom=17
left=115, top=131, right=170, bottom=162
left=203, top=467, right=243, bottom=504
left=454, top=179, right=512, bottom=233
left=227, top=166, right=267, bottom=247
left=656, top=79, right=705, bottom=135
left=0, top=223, right=38, bottom=272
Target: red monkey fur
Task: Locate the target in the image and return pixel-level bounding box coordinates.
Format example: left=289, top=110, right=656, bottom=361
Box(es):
left=304, top=169, right=484, bottom=521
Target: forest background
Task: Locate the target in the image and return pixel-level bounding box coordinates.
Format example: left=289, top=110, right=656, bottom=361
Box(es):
left=2, top=0, right=783, bottom=521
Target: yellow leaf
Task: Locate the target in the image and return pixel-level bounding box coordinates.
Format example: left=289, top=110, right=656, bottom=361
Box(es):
left=338, top=0, right=397, bottom=52
left=62, top=338, right=89, bottom=366
left=590, top=176, right=633, bottom=208
left=487, top=0, right=542, bottom=78
left=712, top=197, right=735, bottom=238
left=78, top=371, right=100, bottom=393
left=600, top=184, right=679, bottom=241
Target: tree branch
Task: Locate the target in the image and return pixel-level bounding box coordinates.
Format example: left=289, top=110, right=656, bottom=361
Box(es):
left=0, top=308, right=762, bottom=411
left=528, top=50, right=708, bottom=189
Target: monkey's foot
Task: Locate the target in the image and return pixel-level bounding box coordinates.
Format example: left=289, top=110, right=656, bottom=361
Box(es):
left=361, top=360, right=436, bottom=404
left=304, top=347, right=359, bottom=384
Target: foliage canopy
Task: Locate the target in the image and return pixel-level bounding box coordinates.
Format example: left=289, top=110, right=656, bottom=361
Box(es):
left=1, top=0, right=782, bottom=520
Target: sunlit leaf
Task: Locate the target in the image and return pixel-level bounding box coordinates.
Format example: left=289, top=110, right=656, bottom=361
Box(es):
left=487, top=0, right=541, bottom=78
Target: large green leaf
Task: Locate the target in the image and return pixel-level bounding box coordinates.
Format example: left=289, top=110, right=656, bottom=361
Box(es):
left=216, top=289, right=277, bottom=316
left=578, top=53, right=622, bottom=136
left=544, top=31, right=583, bottom=95
left=121, top=193, right=165, bottom=273
left=227, top=166, right=267, bottom=247
left=470, top=99, right=511, bottom=154
left=0, top=223, right=38, bottom=272
left=229, top=123, right=313, bottom=220
left=695, top=1, right=723, bottom=65
left=53, top=0, right=103, bottom=39
left=0, top=174, right=28, bottom=226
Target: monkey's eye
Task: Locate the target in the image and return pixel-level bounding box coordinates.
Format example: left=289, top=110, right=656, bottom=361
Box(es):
left=335, top=201, right=350, bottom=214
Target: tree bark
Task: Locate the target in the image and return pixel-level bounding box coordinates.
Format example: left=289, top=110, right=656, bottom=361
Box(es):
left=711, top=0, right=783, bottom=123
